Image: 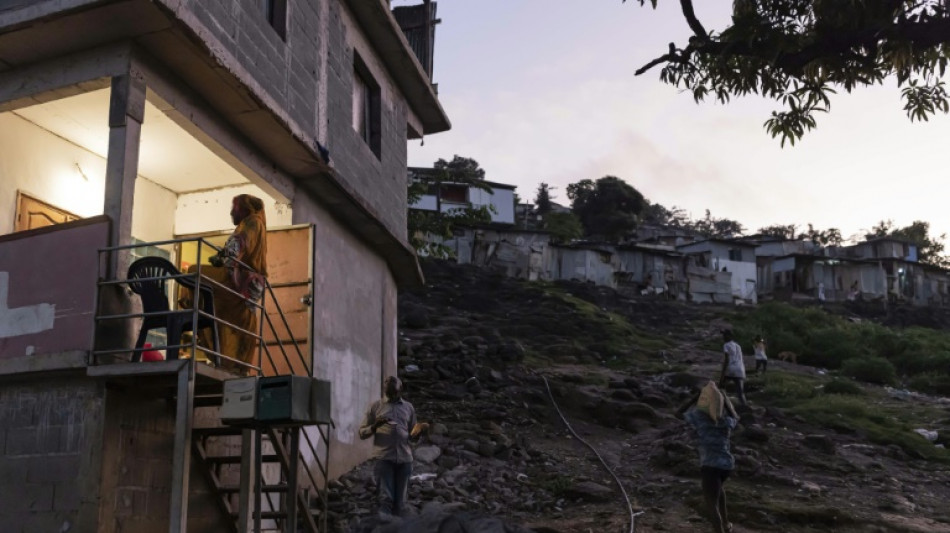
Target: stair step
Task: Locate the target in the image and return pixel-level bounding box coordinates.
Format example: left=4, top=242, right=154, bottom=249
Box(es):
left=194, top=395, right=224, bottom=407
left=205, top=454, right=281, bottom=465
left=218, top=483, right=289, bottom=494
left=231, top=511, right=306, bottom=520
left=193, top=426, right=244, bottom=437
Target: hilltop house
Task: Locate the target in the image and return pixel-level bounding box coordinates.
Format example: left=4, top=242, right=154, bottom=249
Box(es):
left=408, top=167, right=517, bottom=225
left=677, top=239, right=759, bottom=303
left=0, top=1, right=448, bottom=531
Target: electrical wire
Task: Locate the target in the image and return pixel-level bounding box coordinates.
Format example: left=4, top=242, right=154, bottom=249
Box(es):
left=541, top=375, right=643, bottom=533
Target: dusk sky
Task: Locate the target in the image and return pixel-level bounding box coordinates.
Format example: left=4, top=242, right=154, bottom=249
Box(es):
left=398, top=0, right=950, bottom=244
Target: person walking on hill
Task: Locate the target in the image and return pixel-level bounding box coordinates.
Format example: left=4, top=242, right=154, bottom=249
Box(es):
left=753, top=336, right=768, bottom=374
left=719, top=329, right=747, bottom=406
left=677, top=381, right=740, bottom=533
left=359, top=376, right=427, bottom=517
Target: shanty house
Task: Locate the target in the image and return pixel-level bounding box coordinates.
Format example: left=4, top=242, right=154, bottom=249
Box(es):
left=0, top=1, right=447, bottom=531
left=676, top=239, right=758, bottom=303
left=408, top=167, right=517, bottom=225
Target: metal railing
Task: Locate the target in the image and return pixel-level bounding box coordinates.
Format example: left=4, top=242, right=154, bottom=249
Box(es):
left=92, top=237, right=331, bottom=532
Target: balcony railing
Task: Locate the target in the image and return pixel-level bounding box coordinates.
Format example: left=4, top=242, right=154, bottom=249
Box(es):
left=91, top=237, right=310, bottom=376
left=91, top=237, right=330, bottom=532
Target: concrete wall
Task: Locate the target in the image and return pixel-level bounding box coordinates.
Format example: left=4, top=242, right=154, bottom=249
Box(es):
left=0, top=111, right=177, bottom=244
left=326, top=0, right=411, bottom=239
left=456, top=228, right=550, bottom=280
left=174, top=184, right=293, bottom=236
left=0, top=112, right=107, bottom=236
left=413, top=187, right=517, bottom=225
left=469, top=187, right=515, bottom=224
left=0, top=375, right=105, bottom=533
left=151, top=0, right=415, bottom=240
left=167, top=0, right=324, bottom=146
left=293, top=191, right=397, bottom=479
left=547, top=247, right=619, bottom=288
left=0, top=217, right=108, bottom=360
left=98, top=388, right=177, bottom=533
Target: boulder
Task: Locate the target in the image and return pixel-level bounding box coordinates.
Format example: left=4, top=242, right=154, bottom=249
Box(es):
left=564, top=481, right=614, bottom=502
left=415, top=445, right=442, bottom=464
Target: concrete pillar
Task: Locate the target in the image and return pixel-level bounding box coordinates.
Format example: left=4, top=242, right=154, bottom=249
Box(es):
left=104, top=70, right=146, bottom=277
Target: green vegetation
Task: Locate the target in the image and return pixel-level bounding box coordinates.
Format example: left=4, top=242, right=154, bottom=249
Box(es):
left=840, top=357, right=897, bottom=385
left=538, top=474, right=573, bottom=496
left=731, top=302, right=950, bottom=393
left=822, top=379, right=864, bottom=396
left=756, top=372, right=950, bottom=463
left=514, top=284, right=673, bottom=368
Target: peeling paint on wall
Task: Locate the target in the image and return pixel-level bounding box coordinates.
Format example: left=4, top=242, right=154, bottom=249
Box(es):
left=0, top=272, right=56, bottom=338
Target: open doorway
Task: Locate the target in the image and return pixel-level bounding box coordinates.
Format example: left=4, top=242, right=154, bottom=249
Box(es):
left=0, top=87, right=312, bottom=372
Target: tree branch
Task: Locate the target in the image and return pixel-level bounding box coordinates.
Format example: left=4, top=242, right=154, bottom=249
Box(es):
left=679, top=0, right=709, bottom=40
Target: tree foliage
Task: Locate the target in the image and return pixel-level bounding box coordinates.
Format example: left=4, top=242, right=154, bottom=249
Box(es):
left=641, top=201, right=690, bottom=227
left=433, top=155, right=486, bottom=181
left=629, top=0, right=950, bottom=144
left=757, top=223, right=798, bottom=239
left=801, top=223, right=843, bottom=246
left=407, top=156, right=494, bottom=258
left=566, top=176, right=647, bottom=240
left=543, top=211, right=585, bottom=244
left=535, top=183, right=556, bottom=215
left=687, top=209, right=744, bottom=238
left=866, top=219, right=948, bottom=266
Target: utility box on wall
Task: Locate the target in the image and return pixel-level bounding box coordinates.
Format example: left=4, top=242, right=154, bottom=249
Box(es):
left=258, top=375, right=312, bottom=424
left=221, top=377, right=258, bottom=423
left=310, top=379, right=332, bottom=424
left=221, top=376, right=332, bottom=426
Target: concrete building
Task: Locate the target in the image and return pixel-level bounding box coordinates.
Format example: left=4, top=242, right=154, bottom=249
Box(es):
left=408, top=167, right=517, bottom=225
left=677, top=239, right=759, bottom=303
left=0, top=1, right=447, bottom=531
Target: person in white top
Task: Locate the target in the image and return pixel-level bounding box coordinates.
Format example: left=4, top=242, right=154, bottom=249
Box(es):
left=719, top=329, right=748, bottom=406
left=753, top=336, right=768, bottom=374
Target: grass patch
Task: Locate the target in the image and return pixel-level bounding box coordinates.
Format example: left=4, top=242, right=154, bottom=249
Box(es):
left=528, top=286, right=673, bottom=364
left=731, top=302, right=950, bottom=393
left=822, top=379, right=865, bottom=395
left=787, top=394, right=950, bottom=463
left=757, top=372, right=822, bottom=407
left=537, top=474, right=573, bottom=496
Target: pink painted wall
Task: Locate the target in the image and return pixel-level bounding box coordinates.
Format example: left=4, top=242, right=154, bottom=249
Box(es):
left=0, top=216, right=109, bottom=359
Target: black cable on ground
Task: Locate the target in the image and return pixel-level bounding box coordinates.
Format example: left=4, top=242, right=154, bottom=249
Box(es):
left=541, top=375, right=643, bottom=533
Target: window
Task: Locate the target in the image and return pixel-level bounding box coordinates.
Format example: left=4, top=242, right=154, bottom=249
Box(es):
left=352, top=55, right=381, bottom=158
left=728, top=248, right=743, bottom=261
left=262, top=0, right=287, bottom=40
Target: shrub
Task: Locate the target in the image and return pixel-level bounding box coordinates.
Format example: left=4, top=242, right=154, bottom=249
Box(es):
left=759, top=373, right=819, bottom=406
left=907, top=374, right=950, bottom=396
left=803, top=328, right=864, bottom=369
left=841, top=357, right=897, bottom=385
left=822, top=379, right=864, bottom=396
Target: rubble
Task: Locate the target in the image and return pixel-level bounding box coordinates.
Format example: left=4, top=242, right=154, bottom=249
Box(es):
left=328, top=260, right=950, bottom=533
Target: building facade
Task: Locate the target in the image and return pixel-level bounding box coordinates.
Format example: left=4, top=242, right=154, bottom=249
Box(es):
left=0, top=0, right=448, bottom=530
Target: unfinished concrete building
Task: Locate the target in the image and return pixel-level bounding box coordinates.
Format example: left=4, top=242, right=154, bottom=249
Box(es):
left=0, top=0, right=447, bottom=531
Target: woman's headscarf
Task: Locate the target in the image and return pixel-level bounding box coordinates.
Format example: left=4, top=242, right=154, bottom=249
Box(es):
left=232, top=194, right=267, bottom=277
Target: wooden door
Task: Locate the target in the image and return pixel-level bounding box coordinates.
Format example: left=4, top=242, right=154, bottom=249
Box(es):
left=14, top=192, right=81, bottom=231
left=177, top=225, right=313, bottom=376
left=260, top=226, right=313, bottom=376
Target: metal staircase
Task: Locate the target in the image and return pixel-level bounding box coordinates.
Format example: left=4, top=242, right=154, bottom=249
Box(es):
left=188, top=270, right=332, bottom=533
left=191, top=424, right=328, bottom=533
left=92, top=238, right=333, bottom=533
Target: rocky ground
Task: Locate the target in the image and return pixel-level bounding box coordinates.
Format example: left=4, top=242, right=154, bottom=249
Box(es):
left=328, top=260, right=950, bottom=533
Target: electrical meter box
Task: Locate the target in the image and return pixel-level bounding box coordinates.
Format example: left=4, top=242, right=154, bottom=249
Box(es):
left=221, top=377, right=258, bottom=423
left=310, top=379, right=332, bottom=424
left=257, top=375, right=312, bottom=423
